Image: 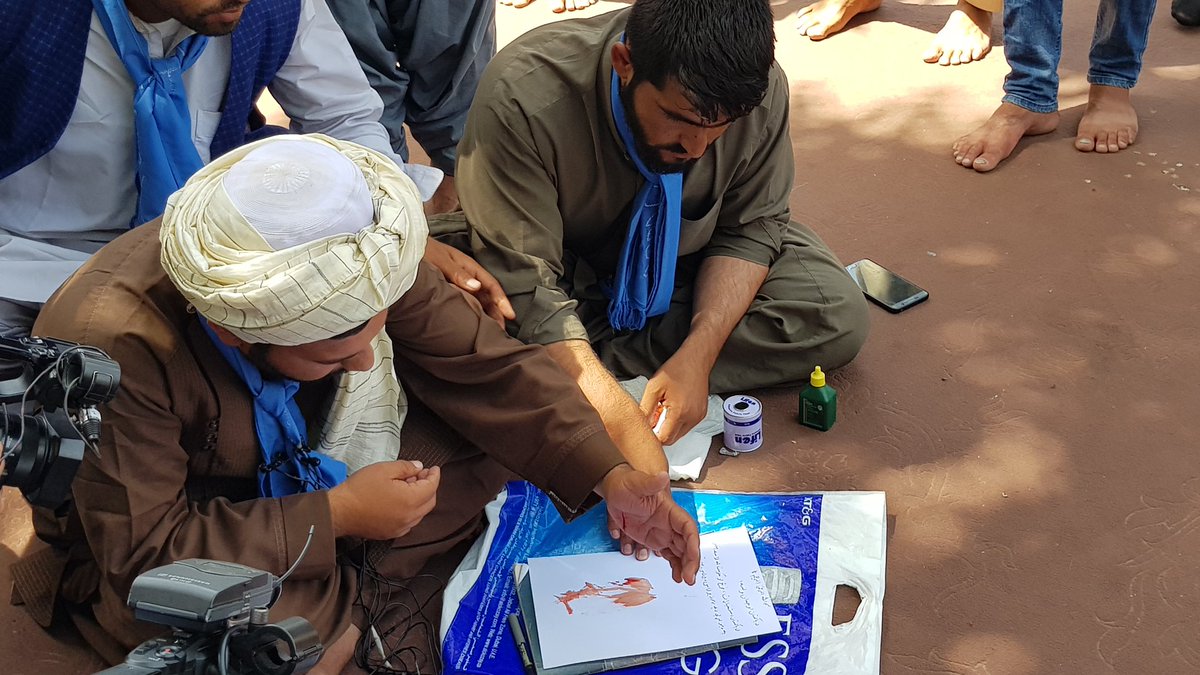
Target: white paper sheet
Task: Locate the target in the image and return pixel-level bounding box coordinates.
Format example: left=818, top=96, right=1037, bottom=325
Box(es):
left=527, top=526, right=781, bottom=668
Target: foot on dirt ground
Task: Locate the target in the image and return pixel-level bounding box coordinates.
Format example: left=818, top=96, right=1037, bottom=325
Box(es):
left=796, top=0, right=883, bottom=40
left=1074, top=84, right=1138, bottom=154
left=499, top=0, right=598, bottom=11
left=952, top=102, right=1060, bottom=172
left=923, top=0, right=993, bottom=66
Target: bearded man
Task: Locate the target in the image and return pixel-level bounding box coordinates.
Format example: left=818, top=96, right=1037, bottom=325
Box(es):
left=452, top=0, right=870, bottom=466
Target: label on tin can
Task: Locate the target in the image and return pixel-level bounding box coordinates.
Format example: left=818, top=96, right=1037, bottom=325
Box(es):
left=723, top=395, right=763, bottom=453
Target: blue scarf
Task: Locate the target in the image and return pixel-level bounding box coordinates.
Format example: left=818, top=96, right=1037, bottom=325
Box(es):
left=92, top=0, right=209, bottom=226
left=607, top=68, right=684, bottom=332
left=201, top=322, right=348, bottom=497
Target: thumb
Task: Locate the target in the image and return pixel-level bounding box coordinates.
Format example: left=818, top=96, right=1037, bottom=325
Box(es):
left=389, top=459, right=426, bottom=479
left=639, top=383, right=664, bottom=418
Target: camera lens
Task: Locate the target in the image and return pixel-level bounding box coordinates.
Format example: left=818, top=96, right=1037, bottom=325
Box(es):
left=0, top=412, right=82, bottom=508
left=1, top=413, right=55, bottom=488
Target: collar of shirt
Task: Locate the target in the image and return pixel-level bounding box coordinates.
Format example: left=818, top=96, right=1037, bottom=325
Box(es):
left=128, top=13, right=196, bottom=59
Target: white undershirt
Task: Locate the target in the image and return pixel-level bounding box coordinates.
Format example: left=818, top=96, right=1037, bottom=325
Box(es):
left=0, top=0, right=438, bottom=303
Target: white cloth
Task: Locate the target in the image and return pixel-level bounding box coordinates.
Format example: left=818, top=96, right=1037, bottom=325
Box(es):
left=617, top=376, right=725, bottom=481
left=161, top=134, right=429, bottom=472
left=222, top=139, right=375, bottom=250
left=0, top=0, right=441, bottom=304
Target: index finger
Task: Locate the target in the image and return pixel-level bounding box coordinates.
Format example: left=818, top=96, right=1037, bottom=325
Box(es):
left=413, top=465, right=441, bottom=487
left=404, top=471, right=441, bottom=501
left=672, top=508, right=701, bottom=585
left=639, top=386, right=666, bottom=421
left=480, top=289, right=514, bottom=327
left=472, top=267, right=516, bottom=321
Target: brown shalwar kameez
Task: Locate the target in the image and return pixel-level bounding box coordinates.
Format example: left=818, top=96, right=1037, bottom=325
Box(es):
left=17, top=222, right=625, bottom=668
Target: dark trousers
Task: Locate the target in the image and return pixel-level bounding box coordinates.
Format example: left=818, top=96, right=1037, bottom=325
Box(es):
left=324, top=0, right=496, bottom=174
left=577, top=221, right=870, bottom=392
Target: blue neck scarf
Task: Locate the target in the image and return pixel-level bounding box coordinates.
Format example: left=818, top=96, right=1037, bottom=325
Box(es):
left=607, top=67, right=684, bottom=332
left=92, top=0, right=209, bottom=226
left=201, top=321, right=348, bottom=497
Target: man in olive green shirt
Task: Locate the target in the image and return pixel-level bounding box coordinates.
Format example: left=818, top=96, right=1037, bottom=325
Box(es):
left=455, top=0, right=868, bottom=473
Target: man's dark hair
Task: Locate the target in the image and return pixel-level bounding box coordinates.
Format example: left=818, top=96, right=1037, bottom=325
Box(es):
left=331, top=320, right=371, bottom=341
left=625, top=0, right=775, bottom=122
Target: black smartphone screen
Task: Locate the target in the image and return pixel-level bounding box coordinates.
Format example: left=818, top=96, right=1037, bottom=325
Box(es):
left=846, top=259, right=928, bottom=312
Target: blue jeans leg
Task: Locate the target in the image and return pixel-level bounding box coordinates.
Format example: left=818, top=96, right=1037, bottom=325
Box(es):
left=1002, top=0, right=1064, bottom=114
left=1088, top=0, right=1157, bottom=89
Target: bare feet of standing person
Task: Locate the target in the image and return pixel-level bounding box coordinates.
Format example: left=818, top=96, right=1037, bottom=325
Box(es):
left=1074, top=85, right=1138, bottom=153
left=952, top=102, right=1060, bottom=172
left=797, top=0, right=992, bottom=67
left=499, top=0, right=598, bottom=13
left=923, top=0, right=993, bottom=65
left=795, top=0, right=882, bottom=40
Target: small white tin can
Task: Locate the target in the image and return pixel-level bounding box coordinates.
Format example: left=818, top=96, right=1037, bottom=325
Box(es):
left=722, top=395, right=763, bottom=453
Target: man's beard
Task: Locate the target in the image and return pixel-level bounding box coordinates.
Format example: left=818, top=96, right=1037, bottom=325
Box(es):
left=246, top=344, right=289, bottom=381
left=619, top=82, right=696, bottom=175
left=183, top=2, right=248, bottom=36
left=246, top=344, right=345, bottom=384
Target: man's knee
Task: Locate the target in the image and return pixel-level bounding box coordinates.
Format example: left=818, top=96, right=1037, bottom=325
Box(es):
left=771, top=278, right=868, bottom=375
left=771, top=243, right=870, bottom=371
left=817, top=283, right=870, bottom=371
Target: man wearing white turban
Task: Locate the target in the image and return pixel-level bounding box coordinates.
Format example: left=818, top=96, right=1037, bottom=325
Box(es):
left=15, top=135, right=699, bottom=673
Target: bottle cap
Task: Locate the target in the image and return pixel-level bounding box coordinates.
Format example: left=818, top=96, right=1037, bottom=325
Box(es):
left=809, top=366, right=826, bottom=387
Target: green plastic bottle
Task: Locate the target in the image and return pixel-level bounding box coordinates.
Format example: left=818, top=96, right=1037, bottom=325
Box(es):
left=799, top=366, right=836, bottom=431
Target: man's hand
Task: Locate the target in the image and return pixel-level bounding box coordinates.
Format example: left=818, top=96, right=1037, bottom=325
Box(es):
left=423, top=237, right=515, bottom=326
left=640, top=354, right=711, bottom=446
left=327, top=460, right=440, bottom=540
left=597, top=464, right=700, bottom=585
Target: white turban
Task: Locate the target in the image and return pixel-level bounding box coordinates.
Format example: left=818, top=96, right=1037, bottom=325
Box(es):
left=161, top=134, right=428, bottom=472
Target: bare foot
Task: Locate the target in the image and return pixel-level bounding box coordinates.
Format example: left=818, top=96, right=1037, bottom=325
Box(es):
left=796, top=0, right=883, bottom=40
left=923, top=0, right=992, bottom=66
left=554, top=0, right=598, bottom=12
left=952, top=102, right=1059, bottom=172
left=500, top=0, right=597, bottom=11
left=1075, top=85, right=1138, bottom=153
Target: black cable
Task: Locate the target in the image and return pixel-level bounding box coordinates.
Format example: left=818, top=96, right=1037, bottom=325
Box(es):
left=349, top=543, right=446, bottom=675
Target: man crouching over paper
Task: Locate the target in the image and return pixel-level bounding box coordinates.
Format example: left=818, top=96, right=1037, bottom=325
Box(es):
left=17, top=135, right=699, bottom=674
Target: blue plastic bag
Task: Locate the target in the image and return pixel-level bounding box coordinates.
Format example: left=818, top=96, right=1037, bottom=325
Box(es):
left=442, top=482, right=824, bottom=675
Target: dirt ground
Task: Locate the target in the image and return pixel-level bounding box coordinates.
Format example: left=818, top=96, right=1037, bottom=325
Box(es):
left=3, top=1, right=1198, bottom=673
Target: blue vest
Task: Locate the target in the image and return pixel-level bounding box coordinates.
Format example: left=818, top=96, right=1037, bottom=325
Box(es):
left=0, top=0, right=301, bottom=180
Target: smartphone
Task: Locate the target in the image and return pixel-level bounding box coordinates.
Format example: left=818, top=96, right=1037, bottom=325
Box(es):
left=845, top=258, right=929, bottom=313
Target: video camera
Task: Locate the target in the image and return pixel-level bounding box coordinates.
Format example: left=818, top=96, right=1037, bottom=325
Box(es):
left=97, top=558, right=323, bottom=675
left=0, top=335, right=121, bottom=508
left=0, top=336, right=323, bottom=674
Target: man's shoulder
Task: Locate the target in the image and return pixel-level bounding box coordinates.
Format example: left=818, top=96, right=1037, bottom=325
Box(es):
left=722, top=62, right=790, bottom=146
left=750, top=63, right=790, bottom=123
left=35, top=224, right=188, bottom=359
left=476, top=9, right=627, bottom=121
